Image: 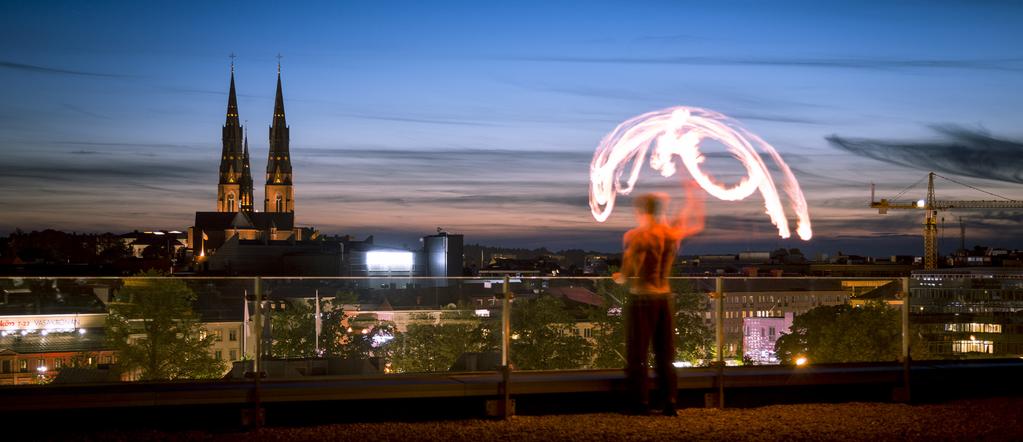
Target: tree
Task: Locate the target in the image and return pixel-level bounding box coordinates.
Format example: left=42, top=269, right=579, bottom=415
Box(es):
left=269, top=300, right=317, bottom=359
left=590, top=278, right=629, bottom=369
left=106, top=271, right=224, bottom=380
left=387, top=311, right=497, bottom=373
left=510, top=295, right=593, bottom=370
left=96, top=233, right=132, bottom=264
left=590, top=278, right=712, bottom=369
left=268, top=297, right=388, bottom=360
left=775, top=302, right=908, bottom=364
left=670, top=279, right=713, bottom=364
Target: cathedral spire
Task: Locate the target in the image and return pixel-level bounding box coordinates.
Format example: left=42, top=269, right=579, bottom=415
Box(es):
left=239, top=128, right=254, bottom=213
left=226, top=56, right=239, bottom=127
left=272, top=56, right=286, bottom=127
left=265, top=57, right=294, bottom=213
left=218, top=57, right=245, bottom=212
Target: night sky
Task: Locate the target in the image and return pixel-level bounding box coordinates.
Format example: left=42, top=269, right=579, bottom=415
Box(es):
left=2, top=1, right=1022, bottom=256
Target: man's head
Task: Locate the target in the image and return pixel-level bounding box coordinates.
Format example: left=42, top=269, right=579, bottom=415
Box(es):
left=633, top=192, right=669, bottom=220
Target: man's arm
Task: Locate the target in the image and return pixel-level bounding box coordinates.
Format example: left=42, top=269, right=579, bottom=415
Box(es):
left=613, top=231, right=640, bottom=285
left=670, top=179, right=705, bottom=239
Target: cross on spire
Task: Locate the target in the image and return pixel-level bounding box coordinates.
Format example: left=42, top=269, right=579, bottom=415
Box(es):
left=276, top=53, right=283, bottom=74
left=229, top=52, right=236, bottom=73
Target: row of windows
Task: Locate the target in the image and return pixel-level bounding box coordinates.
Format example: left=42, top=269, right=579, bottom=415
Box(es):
left=557, top=328, right=594, bottom=338
left=952, top=340, right=994, bottom=354
left=914, top=288, right=1023, bottom=301
left=721, top=310, right=786, bottom=319
left=213, top=350, right=239, bottom=361
left=0, top=355, right=112, bottom=374
left=944, top=323, right=1003, bottom=334
left=200, top=329, right=239, bottom=342
left=744, top=326, right=778, bottom=338
left=726, top=294, right=848, bottom=304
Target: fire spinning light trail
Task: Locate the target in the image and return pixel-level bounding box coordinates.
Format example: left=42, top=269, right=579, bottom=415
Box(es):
left=589, top=106, right=812, bottom=240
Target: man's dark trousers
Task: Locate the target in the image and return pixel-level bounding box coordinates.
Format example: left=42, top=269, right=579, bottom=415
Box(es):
left=625, top=293, right=677, bottom=410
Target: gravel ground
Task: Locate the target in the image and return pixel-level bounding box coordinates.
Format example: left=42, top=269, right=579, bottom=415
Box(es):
left=76, top=397, right=1023, bottom=442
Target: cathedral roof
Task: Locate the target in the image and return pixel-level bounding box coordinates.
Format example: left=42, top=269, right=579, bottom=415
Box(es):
left=194, top=211, right=295, bottom=232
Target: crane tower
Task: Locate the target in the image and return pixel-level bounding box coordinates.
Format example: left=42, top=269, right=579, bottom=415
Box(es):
left=870, top=172, right=1023, bottom=270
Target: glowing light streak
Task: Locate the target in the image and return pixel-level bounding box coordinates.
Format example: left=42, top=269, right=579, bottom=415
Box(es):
left=589, top=107, right=812, bottom=240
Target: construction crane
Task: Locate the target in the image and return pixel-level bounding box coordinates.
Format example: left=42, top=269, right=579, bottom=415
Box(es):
left=870, top=172, right=1023, bottom=270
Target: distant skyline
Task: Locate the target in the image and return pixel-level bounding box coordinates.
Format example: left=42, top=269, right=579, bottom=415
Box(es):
left=2, top=1, right=1022, bottom=255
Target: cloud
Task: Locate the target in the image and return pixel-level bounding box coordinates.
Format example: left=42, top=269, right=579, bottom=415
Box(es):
left=633, top=34, right=710, bottom=44
left=305, top=192, right=587, bottom=209
left=498, top=80, right=825, bottom=125
left=727, top=112, right=819, bottom=125
left=827, top=126, right=1023, bottom=184
left=300, top=147, right=589, bottom=162
left=62, top=103, right=109, bottom=120
left=0, top=162, right=209, bottom=184
left=500, top=55, right=1023, bottom=72
left=330, top=112, right=501, bottom=127
left=47, top=140, right=201, bottom=150
left=0, top=60, right=128, bottom=78
left=153, top=86, right=262, bottom=99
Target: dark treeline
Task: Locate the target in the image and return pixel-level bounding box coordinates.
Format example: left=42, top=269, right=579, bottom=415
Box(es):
left=1, top=229, right=131, bottom=265
left=0, top=229, right=174, bottom=275
left=464, top=243, right=620, bottom=271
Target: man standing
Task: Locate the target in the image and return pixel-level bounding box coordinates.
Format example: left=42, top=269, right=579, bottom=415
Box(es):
left=614, top=180, right=704, bottom=415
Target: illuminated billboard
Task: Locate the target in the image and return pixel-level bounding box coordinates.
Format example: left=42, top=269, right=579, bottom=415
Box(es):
left=366, top=250, right=414, bottom=272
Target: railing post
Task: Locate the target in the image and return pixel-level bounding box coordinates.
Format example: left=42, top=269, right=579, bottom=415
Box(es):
left=703, top=278, right=728, bottom=409
left=715, top=277, right=725, bottom=364
left=896, top=276, right=912, bottom=402
left=715, top=276, right=725, bottom=408
left=243, top=277, right=265, bottom=429
left=253, top=277, right=262, bottom=372
left=499, top=274, right=514, bottom=418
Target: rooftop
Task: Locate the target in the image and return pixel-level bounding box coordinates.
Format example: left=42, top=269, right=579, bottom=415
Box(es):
left=71, top=396, right=1023, bottom=441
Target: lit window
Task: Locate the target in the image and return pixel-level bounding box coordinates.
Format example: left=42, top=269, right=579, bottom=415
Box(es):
left=952, top=339, right=994, bottom=354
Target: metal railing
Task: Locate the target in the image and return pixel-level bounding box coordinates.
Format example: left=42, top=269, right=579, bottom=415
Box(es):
left=2, top=274, right=1021, bottom=418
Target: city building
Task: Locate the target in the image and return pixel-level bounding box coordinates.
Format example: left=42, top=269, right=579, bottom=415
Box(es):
left=0, top=284, right=113, bottom=385
left=911, top=268, right=1023, bottom=358
left=705, top=279, right=852, bottom=360
left=743, top=313, right=793, bottom=365
left=421, top=232, right=465, bottom=286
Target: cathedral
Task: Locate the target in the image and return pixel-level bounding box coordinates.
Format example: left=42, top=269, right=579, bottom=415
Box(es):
left=189, top=61, right=316, bottom=265
left=186, top=60, right=460, bottom=277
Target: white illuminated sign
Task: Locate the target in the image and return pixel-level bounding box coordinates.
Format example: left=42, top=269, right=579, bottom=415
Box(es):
left=366, top=251, right=414, bottom=272
left=0, top=314, right=105, bottom=333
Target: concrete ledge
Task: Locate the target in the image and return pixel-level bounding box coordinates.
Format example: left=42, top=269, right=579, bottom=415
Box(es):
left=0, top=359, right=1019, bottom=413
